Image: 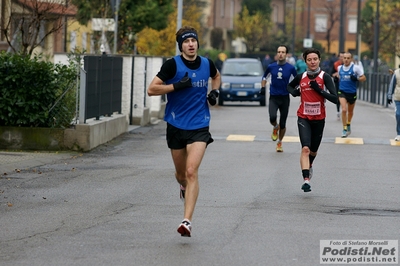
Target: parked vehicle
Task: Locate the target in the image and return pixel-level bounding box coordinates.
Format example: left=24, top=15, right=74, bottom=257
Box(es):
left=218, top=58, right=265, bottom=106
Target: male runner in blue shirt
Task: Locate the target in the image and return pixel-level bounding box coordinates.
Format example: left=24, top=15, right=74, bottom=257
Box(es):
left=148, top=26, right=221, bottom=237
left=333, top=52, right=366, bottom=137
left=260, top=45, right=297, bottom=152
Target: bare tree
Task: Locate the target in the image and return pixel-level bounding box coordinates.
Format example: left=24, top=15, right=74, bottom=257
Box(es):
left=323, top=1, right=340, bottom=53
left=1, top=0, right=74, bottom=55
left=322, top=0, right=354, bottom=53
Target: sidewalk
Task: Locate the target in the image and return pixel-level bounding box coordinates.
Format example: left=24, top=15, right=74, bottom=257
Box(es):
left=0, top=151, right=75, bottom=175
left=0, top=125, right=140, bottom=176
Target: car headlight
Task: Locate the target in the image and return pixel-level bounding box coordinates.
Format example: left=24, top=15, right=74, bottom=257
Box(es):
left=221, top=82, right=231, bottom=89
left=254, top=82, right=262, bottom=89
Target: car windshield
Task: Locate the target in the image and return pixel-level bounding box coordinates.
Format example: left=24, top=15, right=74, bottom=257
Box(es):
left=222, top=61, right=263, bottom=76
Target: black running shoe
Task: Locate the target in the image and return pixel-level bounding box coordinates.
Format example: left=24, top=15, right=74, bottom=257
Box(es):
left=301, top=179, right=311, bottom=192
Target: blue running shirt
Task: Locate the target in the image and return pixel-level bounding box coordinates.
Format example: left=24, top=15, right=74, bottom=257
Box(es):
left=262, top=62, right=297, bottom=96
left=338, top=63, right=364, bottom=94
left=164, top=56, right=211, bottom=130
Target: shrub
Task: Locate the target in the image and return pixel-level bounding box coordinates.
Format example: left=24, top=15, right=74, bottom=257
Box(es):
left=0, top=52, right=77, bottom=128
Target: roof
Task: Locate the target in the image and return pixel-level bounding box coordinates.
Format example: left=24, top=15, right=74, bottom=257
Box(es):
left=14, top=0, right=77, bottom=16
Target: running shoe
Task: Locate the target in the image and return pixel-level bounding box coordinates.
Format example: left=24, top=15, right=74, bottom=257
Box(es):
left=177, top=219, right=192, bottom=237
left=180, top=185, right=185, bottom=202
left=341, top=129, right=348, bottom=138
left=276, top=142, right=283, bottom=152
left=395, top=135, right=400, bottom=141
left=271, top=126, right=279, bottom=141
left=309, top=167, right=313, bottom=180
left=301, top=178, right=311, bottom=192
left=347, top=124, right=351, bottom=135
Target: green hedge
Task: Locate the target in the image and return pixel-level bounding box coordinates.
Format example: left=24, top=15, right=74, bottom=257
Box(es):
left=0, top=52, right=77, bottom=128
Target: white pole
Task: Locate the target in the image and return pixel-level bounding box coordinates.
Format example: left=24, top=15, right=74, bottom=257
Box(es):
left=176, top=0, right=183, bottom=55
left=113, top=0, right=120, bottom=54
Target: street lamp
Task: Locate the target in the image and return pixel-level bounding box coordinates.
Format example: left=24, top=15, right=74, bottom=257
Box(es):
left=372, top=0, right=379, bottom=74
left=355, top=0, right=361, bottom=58
left=307, top=0, right=311, bottom=38
left=372, top=0, right=380, bottom=103
left=112, top=0, right=120, bottom=54
left=176, top=0, right=183, bottom=55
left=292, top=0, right=296, bottom=52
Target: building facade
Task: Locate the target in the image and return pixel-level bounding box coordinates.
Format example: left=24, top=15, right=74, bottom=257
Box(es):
left=203, top=0, right=367, bottom=55
left=0, top=0, right=77, bottom=58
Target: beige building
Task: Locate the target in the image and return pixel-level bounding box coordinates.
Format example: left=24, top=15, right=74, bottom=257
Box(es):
left=0, top=0, right=77, bottom=58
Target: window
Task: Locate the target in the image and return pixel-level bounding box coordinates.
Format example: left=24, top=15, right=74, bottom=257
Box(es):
left=220, top=0, right=225, bottom=18
left=315, top=15, right=327, bottom=33
left=348, top=16, right=357, bottom=33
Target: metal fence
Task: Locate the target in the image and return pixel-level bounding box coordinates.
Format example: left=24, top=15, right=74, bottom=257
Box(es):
left=358, top=72, right=392, bottom=107
left=46, top=76, right=79, bottom=129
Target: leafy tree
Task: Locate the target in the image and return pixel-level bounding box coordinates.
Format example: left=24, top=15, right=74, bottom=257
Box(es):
left=233, top=6, right=272, bottom=52
left=71, top=0, right=174, bottom=53
left=361, top=0, right=400, bottom=62
left=135, top=2, right=203, bottom=56
left=241, top=0, right=272, bottom=18
left=72, top=0, right=112, bottom=25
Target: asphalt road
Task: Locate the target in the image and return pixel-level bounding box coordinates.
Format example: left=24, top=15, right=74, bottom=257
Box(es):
left=1, top=96, right=399, bottom=266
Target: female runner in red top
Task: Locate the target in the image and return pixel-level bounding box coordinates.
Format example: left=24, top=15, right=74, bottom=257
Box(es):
left=287, top=48, right=338, bottom=192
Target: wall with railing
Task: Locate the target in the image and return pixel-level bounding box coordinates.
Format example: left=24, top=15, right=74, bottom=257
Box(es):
left=54, top=53, right=167, bottom=127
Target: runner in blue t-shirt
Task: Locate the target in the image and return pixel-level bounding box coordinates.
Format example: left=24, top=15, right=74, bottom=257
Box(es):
left=260, top=45, right=297, bottom=152
left=147, top=26, right=221, bottom=237
left=333, top=52, right=366, bottom=137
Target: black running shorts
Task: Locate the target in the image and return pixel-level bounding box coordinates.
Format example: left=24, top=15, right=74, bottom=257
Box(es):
left=166, top=123, right=214, bottom=149
left=338, top=90, right=357, bottom=104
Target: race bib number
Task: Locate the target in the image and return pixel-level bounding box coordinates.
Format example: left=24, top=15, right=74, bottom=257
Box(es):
left=303, top=102, right=321, bottom=115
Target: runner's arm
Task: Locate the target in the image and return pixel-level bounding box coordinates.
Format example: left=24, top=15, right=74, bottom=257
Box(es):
left=287, top=74, right=301, bottom=97
left=321, top=74, right=338, bottom=104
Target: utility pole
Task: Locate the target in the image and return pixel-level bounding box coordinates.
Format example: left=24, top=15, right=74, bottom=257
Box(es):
left=292, top=0, right=296, bottom=53
left=307, top=0, right=311, bottom=38
left=338, top=0, right=346, bottom=53
left=372, top=0, right=380, bottom=103
left=355, top=0, right=361, bottom=58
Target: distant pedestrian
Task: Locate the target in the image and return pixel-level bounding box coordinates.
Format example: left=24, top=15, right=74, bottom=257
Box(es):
left=262, top=54, right=273, bottom=71
left=332, top=52, right=344, bottom=120
left=215, top=52, right=227, bottom=72
left=287, top=48, right=338, bottom=192
left=387, top=66, right=400, bottom=141
left=353, top=55, right=364, bottom=73
left=333, top=52, right=366, bottom=138
left=295, top=54, right=307, bottom=74
left=321, top=56, right=332, bottom=73
left=147, top=26, right=221, bottom=237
